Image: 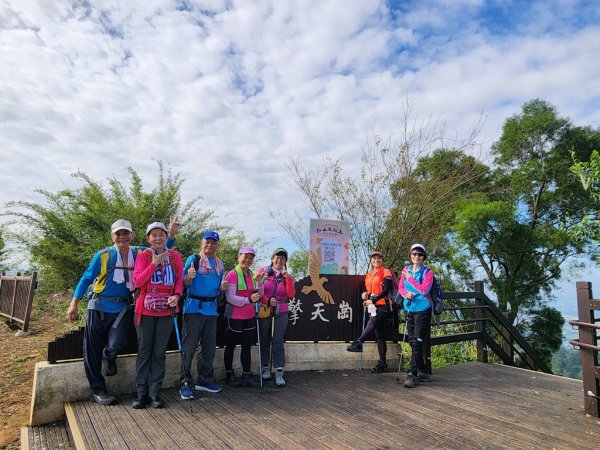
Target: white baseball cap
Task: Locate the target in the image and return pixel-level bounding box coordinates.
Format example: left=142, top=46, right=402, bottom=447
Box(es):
left=410, top=243, right=427, bottom=254
left=146, top=222, right=168, bottom=236
left=111, top=219, right=132, bottom=233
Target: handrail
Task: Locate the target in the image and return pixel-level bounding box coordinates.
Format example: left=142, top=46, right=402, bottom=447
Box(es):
left=487, top=320, right=536, bottom=371
left=569, top=320, right=600, bottom=330
left=478, top=291, right=552, bottom=373
left=569, top=339, right=600, bottom=352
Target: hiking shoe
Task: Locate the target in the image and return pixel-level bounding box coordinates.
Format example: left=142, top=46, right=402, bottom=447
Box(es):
left=225, top=370, right=242, bottom=388
left=417, top=371, right=431, bottom=382
left=132, top=394, right=148, bottom=409
left=261, top=366, right=271, bottom=380
left=180, top=386, right=195, bottom=400
left=91, top=390, right=116, bottom=406
left=195, top=381, right=222, bottom=393
left=103, top=358, right=117, bottom=377
left=149, top=396, right=164, bottom=409
left=346, top=340, right=363, bottom=352
left=371, top=362, right=388, bottom=374
left=403, top=373, right=416, bottom=388
left=275, top=369, right=286, bottom=387
left=242, top=372, right=261, bottom=388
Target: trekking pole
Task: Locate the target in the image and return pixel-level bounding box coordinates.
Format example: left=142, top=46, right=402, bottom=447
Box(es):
left=359, top=306, right=367, bottom=372
left=254, top=298, right=263, bottom=390
left=269, top=313, right=275, bottom=377
left=396, top=317, right=407, bottom=384
left=173, top=310, right=192, bottom=412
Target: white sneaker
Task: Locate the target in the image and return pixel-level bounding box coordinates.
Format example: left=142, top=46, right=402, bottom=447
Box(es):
left=261, top=366, right=271, bottom=380
left=275, top=369, right=285, bottom=387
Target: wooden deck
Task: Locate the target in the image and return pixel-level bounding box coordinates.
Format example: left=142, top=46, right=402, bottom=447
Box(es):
left=40, top=362, right=600, bottom=449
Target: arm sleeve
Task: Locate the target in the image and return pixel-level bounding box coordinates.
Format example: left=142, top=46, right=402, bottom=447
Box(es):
left=372, top=277, right=392, bottom=301
left=73, top=252, right=102, bottom=299
left=133, top=251, right=156, bottom=288
left=285, top=274, right=296, bottom=299
left=406, top=268, right=434, bottom=295
left=225, top=272, right=251, bottom=307
left=397, top=268, right=410, bottom=298
left=166, top=236, right=175, bottom=249
left=172, top=251, right=184, bottom=296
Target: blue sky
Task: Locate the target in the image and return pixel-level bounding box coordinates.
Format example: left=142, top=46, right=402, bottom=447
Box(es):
left=1, top=0, right=600, bottom=320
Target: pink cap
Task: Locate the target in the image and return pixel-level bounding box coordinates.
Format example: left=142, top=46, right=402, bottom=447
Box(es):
left=238, top=245, right=256, bottom=255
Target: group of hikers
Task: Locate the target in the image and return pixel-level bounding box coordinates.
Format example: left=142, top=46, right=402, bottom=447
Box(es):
left=67, top=218, right=435, bottom=409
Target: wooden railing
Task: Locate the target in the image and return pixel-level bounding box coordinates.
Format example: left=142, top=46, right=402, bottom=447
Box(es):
left=0, top=271, right=38, bottom=331
left=47, top=277, right=550, bottom=374
left=568, top=281, right=600, bottom=418
left=415, top=280, right=551, bottom=374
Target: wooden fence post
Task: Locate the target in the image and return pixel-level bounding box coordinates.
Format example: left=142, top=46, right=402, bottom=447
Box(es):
left=576, top=281, right=599, bottom=417
left=474, top=281, right=488, bottom=363
left=23, top=271, right=37, bottom=331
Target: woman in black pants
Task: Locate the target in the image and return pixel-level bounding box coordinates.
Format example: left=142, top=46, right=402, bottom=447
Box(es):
left=397, top=243, right=434, bottom=388
left=347, top=250, right=394, bottom=373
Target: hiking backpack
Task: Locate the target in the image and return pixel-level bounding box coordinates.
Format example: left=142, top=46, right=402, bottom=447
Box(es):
left=425, top=268, right=444, bottom=315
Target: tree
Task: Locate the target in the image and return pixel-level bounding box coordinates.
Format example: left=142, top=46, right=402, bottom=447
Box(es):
left=452, top=99, right=596, bottom=341
left=288, top=250, right=308, bottom=279
left=523, top=306, right=565, bottom=368
left=3, top=162, right=249, bottom=292
left=276, top=97, right=487, bottom=274
left=570, top=129, right=600, bottom=260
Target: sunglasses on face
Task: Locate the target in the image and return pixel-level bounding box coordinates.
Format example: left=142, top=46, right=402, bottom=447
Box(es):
left=411, top=252, right=425, bottom=257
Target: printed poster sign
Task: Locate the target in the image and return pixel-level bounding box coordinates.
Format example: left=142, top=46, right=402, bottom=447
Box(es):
left=309, top=219, right=350, bottom=275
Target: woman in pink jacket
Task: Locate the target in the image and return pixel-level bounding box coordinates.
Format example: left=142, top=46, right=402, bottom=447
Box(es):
left=257, top=247, right=295, bottom=387
left=223, top=245, right=264, bottom=388
left=132, top=222, right=183, bottom=409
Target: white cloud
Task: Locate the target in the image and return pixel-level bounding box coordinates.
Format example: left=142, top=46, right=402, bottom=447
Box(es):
left=1, top=0, right=599, bottom=263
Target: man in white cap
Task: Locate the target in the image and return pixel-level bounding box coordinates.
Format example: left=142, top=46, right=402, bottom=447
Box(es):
left=67, top=217, right=179, bottom=405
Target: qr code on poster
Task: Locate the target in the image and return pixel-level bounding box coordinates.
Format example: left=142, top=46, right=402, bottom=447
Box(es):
left=323, top=246, right=335, bottom=263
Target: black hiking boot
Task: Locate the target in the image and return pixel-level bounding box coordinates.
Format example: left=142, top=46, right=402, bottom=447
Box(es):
left=417, top=370, right=431, bottom=382
left=103, top=358, right=117, bottom=377
left=149, top=396, right=164, bottom=409
left=371, top=361, right=388, bottom=374
left=132, top=394, right=148, bottom=409
left=225, top=370, right=242, bottom=388
left=91, top=389, right=116, bottom=406
left=242, top=372, right=261, bottom=388
left=346, top=340, right=363, bottom=352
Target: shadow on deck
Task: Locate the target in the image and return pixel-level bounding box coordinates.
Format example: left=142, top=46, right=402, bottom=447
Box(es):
left=24, top=362, right=599, bottom=449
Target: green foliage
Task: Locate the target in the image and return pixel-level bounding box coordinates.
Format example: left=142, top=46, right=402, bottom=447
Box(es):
left=383, top=148, right=490, bottom=273
left=571, top=142, right=600, bottom=260
left=453, top=100, right=596, bottom=330
left=3, top=162, right=249, bottom=292
left=280, top=100, right=488, bottom=274
left=521, top=306, right=565, bottom=369
left=0, top=225, right=7, bottom=272
left=397, top=320, right=478, bottom=370
left=288, top=250, right=308, bottom=279
left=551, top=347, right=582, bottom=379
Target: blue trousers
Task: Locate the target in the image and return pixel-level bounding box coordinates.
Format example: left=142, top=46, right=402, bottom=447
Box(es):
left=83, top=308, right=130, bottom=392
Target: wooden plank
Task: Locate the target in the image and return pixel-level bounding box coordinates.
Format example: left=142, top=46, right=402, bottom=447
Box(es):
left=57, top=363, right=599, bottom=449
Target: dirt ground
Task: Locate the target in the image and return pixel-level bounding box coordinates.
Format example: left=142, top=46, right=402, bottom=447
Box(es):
left=0, top=293, right=73, bottom=449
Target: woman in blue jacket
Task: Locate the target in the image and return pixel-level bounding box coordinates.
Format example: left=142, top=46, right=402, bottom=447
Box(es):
left=397, top=243, right=434, bottom=388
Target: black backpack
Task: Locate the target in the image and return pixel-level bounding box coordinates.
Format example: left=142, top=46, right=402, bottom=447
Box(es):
left=429, top=272, right=444, bottom=315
